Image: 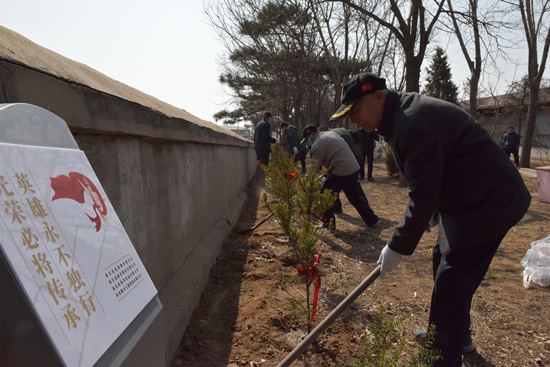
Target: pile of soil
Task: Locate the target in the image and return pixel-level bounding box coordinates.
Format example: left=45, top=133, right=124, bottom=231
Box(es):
left=171, top=159, right=550, bottom=367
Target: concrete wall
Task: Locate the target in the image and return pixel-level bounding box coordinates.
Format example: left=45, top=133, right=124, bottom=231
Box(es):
left=0, top=26, right=257, bottom=365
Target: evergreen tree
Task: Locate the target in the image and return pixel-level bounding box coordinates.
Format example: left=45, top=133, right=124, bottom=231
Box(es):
left=423, top=47, right=459, bottom=104
left=210, top=1, right=334, bottom=127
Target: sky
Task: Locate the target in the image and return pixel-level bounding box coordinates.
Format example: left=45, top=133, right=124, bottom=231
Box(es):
left=0, top=1, right=538, bottom=127
left=1, top=0, right=228, bottom=124
left=440, top=34, right=529, bottom=99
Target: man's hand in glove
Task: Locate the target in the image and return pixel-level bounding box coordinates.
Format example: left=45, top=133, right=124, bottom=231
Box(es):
left=293, top=146, right=299, bottom=154
left=377, top=245, right=403, bottom=278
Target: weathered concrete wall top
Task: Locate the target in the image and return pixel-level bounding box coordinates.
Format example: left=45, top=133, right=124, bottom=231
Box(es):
left=0, top=25, right=250, bottom=145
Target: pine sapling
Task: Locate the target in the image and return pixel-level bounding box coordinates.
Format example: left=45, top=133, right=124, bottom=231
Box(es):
left=261, top=144, right=336, bottom=331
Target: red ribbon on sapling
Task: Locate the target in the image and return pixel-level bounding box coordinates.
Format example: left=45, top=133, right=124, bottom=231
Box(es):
left=298, top=253, right=322, bottom=322
left=280, top=172, right=297, bottom=186
left=298, top=209, right=327, bottom=223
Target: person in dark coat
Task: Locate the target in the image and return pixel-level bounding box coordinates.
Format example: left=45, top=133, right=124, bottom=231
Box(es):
left=254, top=111, right=277, bottom=167
left=280, top=122, right=306, bottom=173
left=502, top=126, right=521, bottom=166
left=355, top=129, right=379, bottom=181
left=329, top=72, right=531, bottom=366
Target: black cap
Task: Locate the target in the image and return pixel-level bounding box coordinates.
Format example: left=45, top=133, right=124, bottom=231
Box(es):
left=300, top=124, right=318, bottom=144
left=263, top=111, right=273, bottom=119
left=329, top=73, right=386, bottom=122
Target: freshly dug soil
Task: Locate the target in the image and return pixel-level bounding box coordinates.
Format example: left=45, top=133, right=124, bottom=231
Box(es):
left=172, top=159, right=550, bottom=367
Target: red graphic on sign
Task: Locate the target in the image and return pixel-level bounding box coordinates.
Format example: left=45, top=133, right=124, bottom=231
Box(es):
left=50, top=172, right=107, bottom=231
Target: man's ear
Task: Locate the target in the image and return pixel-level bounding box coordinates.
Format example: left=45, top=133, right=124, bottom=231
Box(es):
left=372, top=90, right=386, bottom=106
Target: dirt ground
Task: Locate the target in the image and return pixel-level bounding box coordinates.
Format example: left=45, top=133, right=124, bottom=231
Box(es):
left=171, top=158, right=550, bottom=367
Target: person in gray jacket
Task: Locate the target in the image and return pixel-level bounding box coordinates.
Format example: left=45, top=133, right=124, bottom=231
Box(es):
left=302, top=124, right=379, bottom=229
left=329, top=127, right=369, bottom=213
left=329, top=72, right=531, bottom=366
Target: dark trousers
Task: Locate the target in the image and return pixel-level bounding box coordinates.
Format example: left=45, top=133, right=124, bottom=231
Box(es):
left=430, top=234, right=506, bottom=367
left=333, top=183, right=369, bottom=213
left=505, top=146, right=520, bottom=166
left=256, top=149, right=270, bottom=167
left=294, top=151, right=306, bottom=173
left=358, top=150, right=374, bottom=179
left=359, top=158, right=366, bottom=179
left=365, top=149, right=374, bottom=178
left=321, top=171, right=378, bottom=227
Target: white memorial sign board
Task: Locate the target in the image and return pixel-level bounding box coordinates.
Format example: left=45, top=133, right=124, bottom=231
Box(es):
left=0, top=143, right=157, bottom=367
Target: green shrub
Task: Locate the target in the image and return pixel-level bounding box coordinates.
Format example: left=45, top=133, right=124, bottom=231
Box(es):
left=333, top=305, right=440, bottom=367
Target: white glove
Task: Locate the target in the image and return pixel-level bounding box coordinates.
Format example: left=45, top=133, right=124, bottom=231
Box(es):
left=275, top=138, right=280, bottom=144
left=377, top=245, right=403, bottom=278
left=293, top=146, right=299, bottom=154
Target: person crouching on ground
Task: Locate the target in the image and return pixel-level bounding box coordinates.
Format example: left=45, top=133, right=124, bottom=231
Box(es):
left=301, top=124, right=379, bottom=229
left=329, top=72, right=531, bottom=366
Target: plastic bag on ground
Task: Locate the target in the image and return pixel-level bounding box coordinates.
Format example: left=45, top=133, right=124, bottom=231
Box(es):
left=521, top=234, right=550, bottom=289
left=374, top=142, right=382, bottom=159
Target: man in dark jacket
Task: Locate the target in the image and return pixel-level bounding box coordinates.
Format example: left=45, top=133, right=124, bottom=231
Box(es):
left=355, top=129, right=379, bottom=181
left=329, top=72, right=531, bottom=366
left=254, top=111, right=277, bottom=167
left=502, top=125, right=521, bottom=166
left=280, top=122, right=306, bottom=173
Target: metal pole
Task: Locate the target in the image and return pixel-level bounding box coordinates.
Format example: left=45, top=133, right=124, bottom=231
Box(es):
left=276, top=265, right=381, bottom=367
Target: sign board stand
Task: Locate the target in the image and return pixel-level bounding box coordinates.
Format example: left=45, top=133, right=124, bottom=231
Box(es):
left=0, top=103, right=164, bottom=367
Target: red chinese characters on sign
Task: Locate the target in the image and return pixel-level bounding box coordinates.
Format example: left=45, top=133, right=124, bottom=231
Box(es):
left=50, top=172, right=107, bottom=231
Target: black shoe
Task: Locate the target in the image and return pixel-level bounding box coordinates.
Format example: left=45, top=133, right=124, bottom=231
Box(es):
left=366, top=218, right=380, bottom=227
left=368, top=177, right=374, bottom=181
left=414, top=330, right=475, bottom=353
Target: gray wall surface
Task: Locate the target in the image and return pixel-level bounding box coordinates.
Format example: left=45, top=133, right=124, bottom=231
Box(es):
left=0, top=26, right=257, bottom=366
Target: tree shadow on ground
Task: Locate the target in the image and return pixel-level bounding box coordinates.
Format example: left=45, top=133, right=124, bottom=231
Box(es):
left=463, top=350, right=497, bottom=367
left=319, top=217, right=397, bottom=264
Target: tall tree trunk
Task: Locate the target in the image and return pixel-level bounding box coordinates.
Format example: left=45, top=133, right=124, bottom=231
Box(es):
left=516, top=0, right=550, bottom=166
left=469, top=69, right=480, bottom=117
left=405, top=55, right=422, bottom=92
left=520, top=86, right=539, bottom=167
